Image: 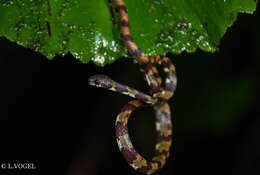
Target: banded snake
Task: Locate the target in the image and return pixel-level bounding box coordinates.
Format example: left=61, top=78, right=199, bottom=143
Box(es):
left=88, top=0, right=177, bottom=174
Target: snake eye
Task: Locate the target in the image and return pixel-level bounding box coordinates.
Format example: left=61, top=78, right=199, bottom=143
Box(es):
left=88, top=75, right=113, bottom=88
left=88, top=75, right=98, bottom=86
left=95, top=79, right=100, bottom=85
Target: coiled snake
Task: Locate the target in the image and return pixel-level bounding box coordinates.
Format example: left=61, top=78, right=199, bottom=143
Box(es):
left=88, top=0, right=177, bottom=174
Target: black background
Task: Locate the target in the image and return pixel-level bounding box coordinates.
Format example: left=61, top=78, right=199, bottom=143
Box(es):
left=0, top=3, right=260, bottom=175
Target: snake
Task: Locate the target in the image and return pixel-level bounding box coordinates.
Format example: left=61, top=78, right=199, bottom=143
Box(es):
left=88, top=0, right=177, bottom=174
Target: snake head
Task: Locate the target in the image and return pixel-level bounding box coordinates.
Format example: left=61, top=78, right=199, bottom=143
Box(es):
left=88, top=74, right=113, bottom=89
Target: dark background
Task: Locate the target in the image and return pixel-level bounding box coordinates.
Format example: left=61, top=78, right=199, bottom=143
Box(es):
left=0, top=4, right=259, bottom=175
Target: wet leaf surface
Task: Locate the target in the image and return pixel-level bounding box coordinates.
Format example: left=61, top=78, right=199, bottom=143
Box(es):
left=0, top=0, right=257, bottom=66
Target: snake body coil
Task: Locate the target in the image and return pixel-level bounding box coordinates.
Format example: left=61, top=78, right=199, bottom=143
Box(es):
left=88, top=0, right=177, bottom=174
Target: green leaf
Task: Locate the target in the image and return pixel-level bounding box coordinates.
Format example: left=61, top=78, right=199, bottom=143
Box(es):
left=0, top=0, right=257, bottom=66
